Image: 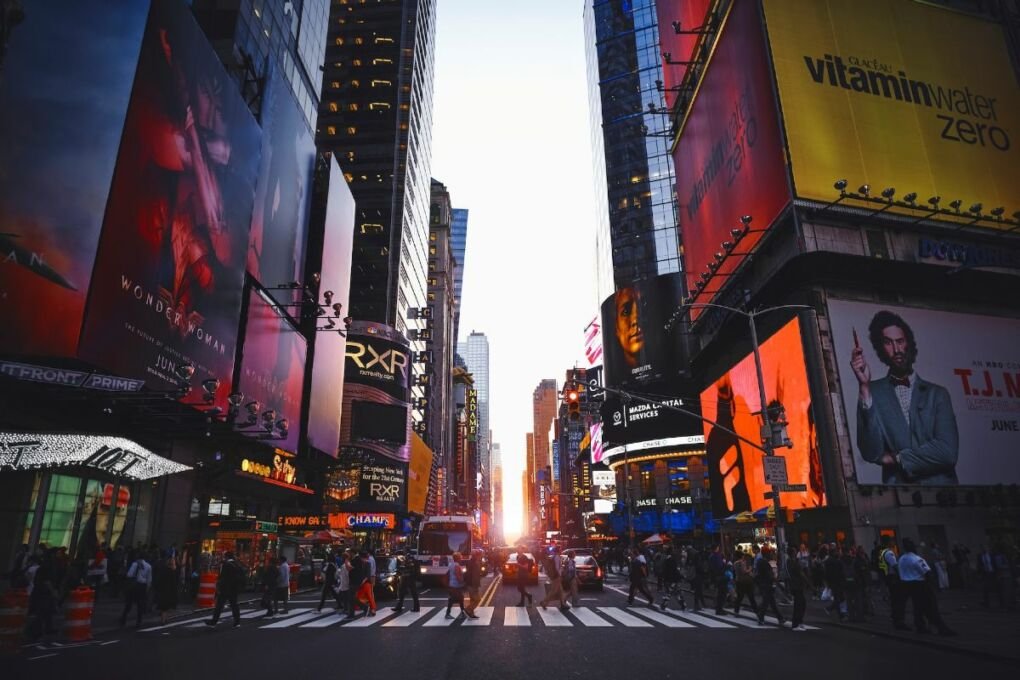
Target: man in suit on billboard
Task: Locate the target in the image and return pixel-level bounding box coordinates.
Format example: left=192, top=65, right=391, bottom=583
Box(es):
left=850, top=310, right=959, bottom=484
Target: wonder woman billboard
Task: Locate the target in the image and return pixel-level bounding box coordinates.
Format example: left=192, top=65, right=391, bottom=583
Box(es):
left=79, top=0, right=261, bottom=409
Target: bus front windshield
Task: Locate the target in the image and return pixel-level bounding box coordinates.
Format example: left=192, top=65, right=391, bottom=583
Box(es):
left=419, top=529, right=471, bottom=555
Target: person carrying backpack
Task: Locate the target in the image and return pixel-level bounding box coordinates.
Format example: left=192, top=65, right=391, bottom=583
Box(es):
left=732, top=551, right=758, bottom=617
left=755, top=546, right=785, bottom=627
left=540, top=546, right=568, bottom=610
left=659, top=546, right=686, bottom=611
left=515, top=548, right=534, bottom=607
left=562, top=550, right=579, bottom=607
left=627, top=547, right=655, bottom=607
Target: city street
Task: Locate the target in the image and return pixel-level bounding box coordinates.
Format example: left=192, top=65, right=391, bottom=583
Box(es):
left=8, top=573, right=1014, bottom=679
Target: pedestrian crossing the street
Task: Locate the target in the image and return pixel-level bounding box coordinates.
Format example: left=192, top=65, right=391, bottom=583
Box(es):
left=140, top=605, right=821, bottom=633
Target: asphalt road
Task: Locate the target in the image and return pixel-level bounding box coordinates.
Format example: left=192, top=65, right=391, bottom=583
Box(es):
left=9, top=572, right=1011, bottom=679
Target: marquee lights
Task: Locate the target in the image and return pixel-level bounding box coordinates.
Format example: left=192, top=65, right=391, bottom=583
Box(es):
left=0, top=432, right=191, bottom=480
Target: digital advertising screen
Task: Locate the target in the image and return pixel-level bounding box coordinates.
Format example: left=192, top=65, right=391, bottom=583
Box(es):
left=764, top=0, right=1020, bottom=227
left=828, top=299, right=1020, bottom=486
left=672, top=0, right=790, bottom=307
left=700, top=317, right=827, bottom=515
left=234, top=288, right=307, bottom=455
left=247, top=62, right=316, bottom=290
left=0, top=1, right=148, bottom=358
left=306, top=156, right=355, bottom=456
left=339, top=322, right=412, bottom=463
left=600, top=273, right=686, bottom=389
left=78, top=0, right=261, bottom=409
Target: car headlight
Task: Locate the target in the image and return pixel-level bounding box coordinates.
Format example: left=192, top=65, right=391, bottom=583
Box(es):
left=419, top=566, right=427, bottom=573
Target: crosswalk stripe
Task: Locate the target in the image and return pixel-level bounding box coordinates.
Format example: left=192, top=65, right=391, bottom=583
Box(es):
left=299, top=612, right=348, bottom=628
left=628, top=608, right=695, bottom=628
left=698, top=611, right=775, bottom=629
left=259, top=609, right=320, bottom=628
left=183, top=608, right=266, bottom=628
left=660, top=610, right=737, bottom=628
left=597, top=607, right=653, bottom=628
left=536, top=607, right=572, bottom=627
left=138, top=610, right=254, bottom=632
left=422, top=610, right=460, bottom=626
left=503, top=606, right=531, bottom=626
left=461, top=607, right=494, bottom=626
left=732, top=611, right=816, bottom=629
left=340, top=611, right=395, bottom=627
left=383, top=607, right=436, bottom=627
left=568, top=607, right=612, bottom=627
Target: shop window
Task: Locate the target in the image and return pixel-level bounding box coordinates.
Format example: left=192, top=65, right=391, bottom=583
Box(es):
left=22, top=474, right=82, bottom=550
left=639, top=463, right=655, bottom=499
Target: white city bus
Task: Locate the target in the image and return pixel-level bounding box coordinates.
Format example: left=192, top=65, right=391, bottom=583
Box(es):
left=416, top=515, right=480, bottom=582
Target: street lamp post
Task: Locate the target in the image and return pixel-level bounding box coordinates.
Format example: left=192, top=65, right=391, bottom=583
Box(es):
left=682, top=301, right=813, bottom=575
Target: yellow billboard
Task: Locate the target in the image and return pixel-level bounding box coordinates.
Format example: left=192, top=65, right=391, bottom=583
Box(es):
left=408, top=433, right=434, bottom=516
left=764, top=0, right=1020, bottom=227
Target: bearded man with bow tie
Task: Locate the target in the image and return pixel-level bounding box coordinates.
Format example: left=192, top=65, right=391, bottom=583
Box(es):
left=850, top=310, right=959, bottom=484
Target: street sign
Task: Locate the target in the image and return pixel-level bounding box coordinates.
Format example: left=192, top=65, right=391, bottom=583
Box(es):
left=763, top=455, right=788, bottom=485
left=764, top=484, right=807, bottom=499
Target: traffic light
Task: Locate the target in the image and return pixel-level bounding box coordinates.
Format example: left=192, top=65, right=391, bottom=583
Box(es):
left=566, top=388, right=580, bottom=421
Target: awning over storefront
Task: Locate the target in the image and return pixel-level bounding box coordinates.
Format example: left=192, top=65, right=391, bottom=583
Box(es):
left=0, top=432, right=191, bottom=480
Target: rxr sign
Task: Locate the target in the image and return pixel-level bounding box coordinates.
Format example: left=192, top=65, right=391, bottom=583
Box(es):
left=369, top=482, right=401, bottom=502
left=346, top=341, right=409, bottom=379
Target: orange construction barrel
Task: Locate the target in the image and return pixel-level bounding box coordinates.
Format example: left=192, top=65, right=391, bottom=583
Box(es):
left=63, top=586, right=94, bottom=642
left=289, top=563, right=300, bottom=594
left=0, top=588, right=28, bottom=655
left=197, top=571, right=217, bottom=609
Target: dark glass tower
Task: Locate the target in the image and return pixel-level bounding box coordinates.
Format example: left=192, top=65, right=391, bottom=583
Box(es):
left=317, top=0, right=437, bottom=344
left=584, top=0, right=680, bottom=300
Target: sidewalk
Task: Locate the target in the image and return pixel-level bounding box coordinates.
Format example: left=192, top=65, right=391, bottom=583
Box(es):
left=804, top=586, right=1020, bottom=663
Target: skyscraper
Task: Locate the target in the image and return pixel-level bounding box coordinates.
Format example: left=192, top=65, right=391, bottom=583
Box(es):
left=491, top=442, right=503, bottom=545
left=530, top=378, right=558, bottom=532
left=318, top=0, right=437, bottom=352
left=584, top=0, right=680, bottom=300
left=458, top=331, right=490, bottom=516
left=450, top=208, right=469, bottom=342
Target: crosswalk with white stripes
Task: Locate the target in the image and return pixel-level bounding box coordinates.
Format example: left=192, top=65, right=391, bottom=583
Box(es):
left=139, top=605, right=819, bottom=633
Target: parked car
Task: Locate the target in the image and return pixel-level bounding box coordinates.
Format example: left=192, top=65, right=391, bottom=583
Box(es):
left=574, top=554, right=604, bottom=591
left=501, top=552, right=539, bottom=585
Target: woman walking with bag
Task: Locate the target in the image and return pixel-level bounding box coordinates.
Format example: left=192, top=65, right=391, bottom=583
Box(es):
left=445, top=552, right=466, bottom=619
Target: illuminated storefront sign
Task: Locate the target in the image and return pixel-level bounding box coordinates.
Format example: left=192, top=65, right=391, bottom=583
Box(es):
left=240, top=454, right=296, bottom=485
left=278, top=515, right=328, bottom=530
left=602, top=436, right=706, bottom=462
left=467, top=388, right=478, bottom=442
left=328, top=512, right=397, bottom=530
left=0, top=433, right=190, bottom=480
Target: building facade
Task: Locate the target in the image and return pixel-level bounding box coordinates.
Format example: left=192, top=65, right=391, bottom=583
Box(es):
left=317, top=0, right=438, bottom=408
left=458, top=332, right=491, bottom=519
left=450, top=208, right=469, bottom=342
left=584, top=0, right=680, bottom=300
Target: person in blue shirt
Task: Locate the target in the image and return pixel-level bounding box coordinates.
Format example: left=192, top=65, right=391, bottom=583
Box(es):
left=898, top=538, right=955, bottom=636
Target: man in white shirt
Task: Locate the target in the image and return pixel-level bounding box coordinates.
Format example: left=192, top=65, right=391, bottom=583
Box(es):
left=119, top=552, right=152, bottom=628
left=898, top=538, right=955, bottom=636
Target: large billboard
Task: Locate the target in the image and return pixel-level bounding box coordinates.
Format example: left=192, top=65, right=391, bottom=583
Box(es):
left=600, top=273, right=686, bottom=389
left=247, top=62, right=316, bottom=290
left=655, top=0, right=713, bottom=109
left=673, top=0, right=790, bottom=303
left=340, top=322, right=411, bottom=462
left=701, top=317, right=827, bottom=515
left=408, top=433, right=434, bottom=516
left=764, top=0, right=1020, bottom=225
left=78, top=0, right=261, bottom=408
left=234, top=288, right=306, bottom=454
left=0, top=1, right=148, bottom=358
left=306, top=156, right=355, bottom=456
left=828, top=300, right=1020, bottom=486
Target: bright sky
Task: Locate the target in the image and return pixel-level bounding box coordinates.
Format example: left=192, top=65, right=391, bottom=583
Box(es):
left=430, top=0, right=599, bottom=543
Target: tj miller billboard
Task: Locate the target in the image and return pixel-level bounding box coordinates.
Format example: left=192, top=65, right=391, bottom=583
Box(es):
left=0, top=1, right=149, bottom=358
left=600, top=273, right=686, bottom=389
left=701, top=317, right=827, bottom=516
left=828, top=300, right=1020, bottom=486
left=763, top=0, right=1020, bottom=226
left=78, top=0, right=262, bottom=409
left=672, top=0, right=790, bottom=303
left=234, top=288, right=307, bottom=455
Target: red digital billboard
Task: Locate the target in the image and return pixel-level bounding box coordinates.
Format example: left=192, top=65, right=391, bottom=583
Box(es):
left=78, top=0, right=261, bottom=408
left=235, top=288, right=306, bottom=455
left=655, top=0, right=713, bottom=109
left=0, top=1, right=148, bottom=359
left=306, top=157, right=355, bottom=456
left=247, top=62, right=316, bottom=290
left=701, top=317, right=826, bottom=515
left=672, top=0, right=790, bottom=309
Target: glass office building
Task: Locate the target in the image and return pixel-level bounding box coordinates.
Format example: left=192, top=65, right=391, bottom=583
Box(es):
left=584, top=0, right=680, bottom=301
